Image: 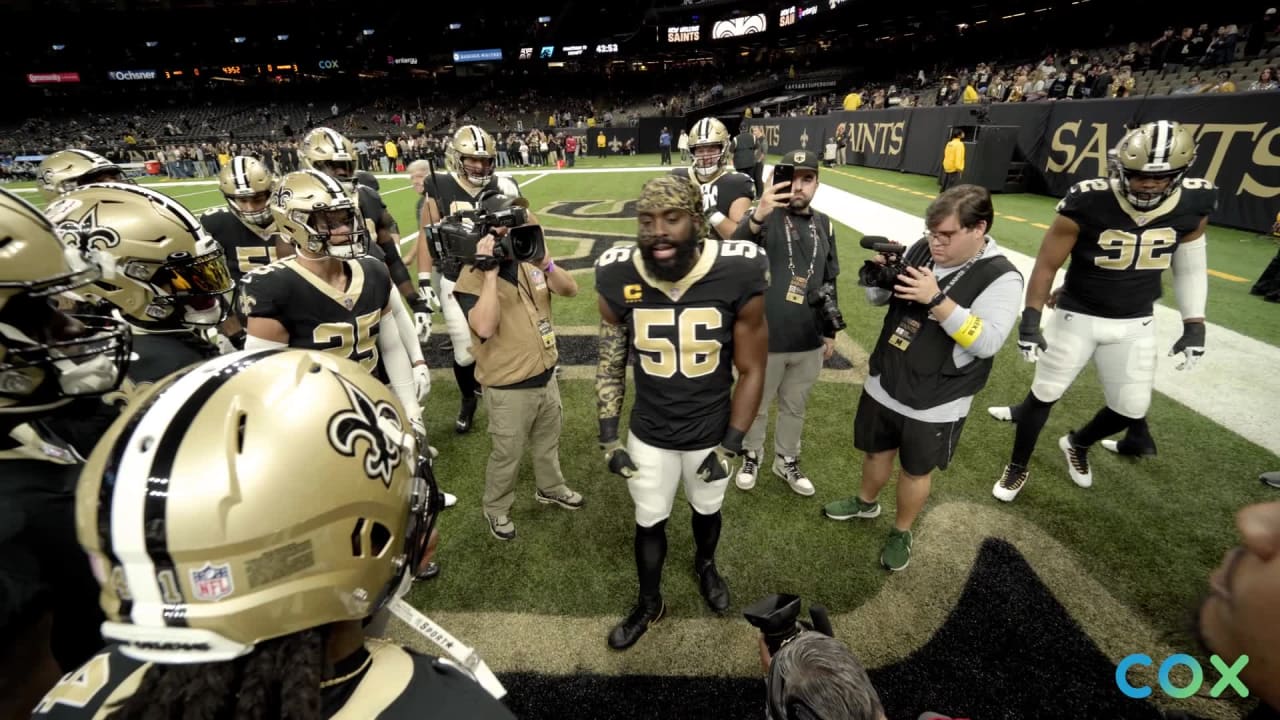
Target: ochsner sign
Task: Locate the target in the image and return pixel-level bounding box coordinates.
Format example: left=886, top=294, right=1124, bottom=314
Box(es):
left=107, top=69, right=157, bottom=81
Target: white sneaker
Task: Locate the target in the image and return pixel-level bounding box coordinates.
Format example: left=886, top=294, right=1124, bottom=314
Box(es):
left=1059, top=434, right=1093, bottom=488
left=735, top=451, right=759, bottom=490
left=1100, top=439, right=1120, bottom=454
left=773, top=455, right=816, bottom=496
left=992, top=463, right=1030, bottom=502
left=987, top=406, right=1014, bottom=422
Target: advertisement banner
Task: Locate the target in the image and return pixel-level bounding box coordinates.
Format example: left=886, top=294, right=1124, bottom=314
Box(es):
left=106, top=69, right=157, bottom=81
left=27, top=72, right=80, bottom=84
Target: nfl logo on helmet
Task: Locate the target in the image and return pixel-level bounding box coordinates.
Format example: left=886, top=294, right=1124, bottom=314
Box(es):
left=190, top=562, right=235, bottom=602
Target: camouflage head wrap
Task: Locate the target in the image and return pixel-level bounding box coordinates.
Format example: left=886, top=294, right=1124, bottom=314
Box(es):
left=637, top=175, right=706, bottom=240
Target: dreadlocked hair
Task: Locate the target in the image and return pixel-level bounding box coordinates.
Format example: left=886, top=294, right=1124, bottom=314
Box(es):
left=107, top=629, right=325, bottom=720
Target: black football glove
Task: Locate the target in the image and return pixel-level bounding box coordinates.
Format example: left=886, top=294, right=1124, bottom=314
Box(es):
left=1170, top=321, right=1206, bottom=371
left=695, top=428, right=745, bottom=483
left=1017, top=308, right=1048, bottom=363
left=600, top=439, right=638, bottom=478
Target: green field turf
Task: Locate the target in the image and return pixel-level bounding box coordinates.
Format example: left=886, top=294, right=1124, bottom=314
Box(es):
left=17, top=162, right=1274, bottom=715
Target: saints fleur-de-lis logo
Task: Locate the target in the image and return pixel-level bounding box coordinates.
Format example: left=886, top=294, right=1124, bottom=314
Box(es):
left=327, top=373, right=404, bottom=487
left=273, top=186, right=294, bottom=208
left=799, top=129, right=810, bottom=148
left=56, top=205, right=122, bottom=251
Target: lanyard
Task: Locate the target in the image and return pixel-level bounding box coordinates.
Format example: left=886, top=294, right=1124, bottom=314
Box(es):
left=931, top=239, right=989, bottom=292
left=783, top=213, right=819, bottom=279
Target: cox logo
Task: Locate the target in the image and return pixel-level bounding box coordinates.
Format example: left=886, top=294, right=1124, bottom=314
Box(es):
left=1116, top=654, right=1249, bottom=699
left=318, top=60, right=340, bottom=70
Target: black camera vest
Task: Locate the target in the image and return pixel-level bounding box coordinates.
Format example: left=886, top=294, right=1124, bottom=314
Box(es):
left=869, top=240, right=1018, bottom=411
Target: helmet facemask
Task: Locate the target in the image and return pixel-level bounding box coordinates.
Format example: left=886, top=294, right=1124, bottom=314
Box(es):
left=459, top=155, right=495, bottom=187
left=691, top=143, right=726, bottom=180
left=292, top=206, right=368, bottom=259
left=226, top=191, right=274, bottom=228
left=1115, top=165, right=1184, bottom=211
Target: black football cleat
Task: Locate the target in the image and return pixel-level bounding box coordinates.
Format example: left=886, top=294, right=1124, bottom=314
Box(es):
left=607, top=597, right=665, bottom=650
left=695, top=559, right=730, bottom=614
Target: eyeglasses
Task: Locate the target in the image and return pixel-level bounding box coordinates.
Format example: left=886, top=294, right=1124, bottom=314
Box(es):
left=925, top=227, right=968, bottom=244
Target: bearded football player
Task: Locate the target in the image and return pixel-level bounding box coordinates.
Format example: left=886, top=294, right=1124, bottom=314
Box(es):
left=596, top=175, right=768, bottom=650
left=671, top=117, right=755, bottom=241
left=32, top=350, right=514, bottom=719
left=416, top=125, right=525, bottom=434
left=48, top=184, right=235, bottom=385
left=0, top=188, right=131, bottom=711
left=988, top=121, right=1214, bottom=501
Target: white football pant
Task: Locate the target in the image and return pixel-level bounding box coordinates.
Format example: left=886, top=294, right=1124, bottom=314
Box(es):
left=627, top=434, right=729, bottom=528
left=440, top=276, right=475, bottom=367
left=1031, top=309, right=1157, bottom=419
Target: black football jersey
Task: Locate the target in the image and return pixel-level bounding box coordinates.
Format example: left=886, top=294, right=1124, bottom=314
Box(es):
left=200, top=208, right=280, bottom=284
left=672, top=167, right=755, bottom=220
left=129, top=331, right=220, bottom=385
left=1056, top=177, right=1217, bottom=319
left=596, top=238, right=768, bottom=451
left=426, top=172, right=522, bottom=281
left=239, top=256, right=392, bottom=374
left=357, top=184, right=391, bottom=237
left=31, top=642, right=516, bottom=719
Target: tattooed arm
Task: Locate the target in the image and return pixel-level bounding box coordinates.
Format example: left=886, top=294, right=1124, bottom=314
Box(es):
left=596, top=294, right=637, bottom=478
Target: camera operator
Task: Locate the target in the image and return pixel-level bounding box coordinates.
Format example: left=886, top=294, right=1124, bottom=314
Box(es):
left=450, top=198, right=585, bottom=541
left=822, top=185, right=1023, bottom=572
left=746, top=594, right=886, bottom=720
left=733, top=150, right=842, bottom=496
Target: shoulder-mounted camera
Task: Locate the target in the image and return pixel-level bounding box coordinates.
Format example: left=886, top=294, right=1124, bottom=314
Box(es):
left=423, top=189, right=545, bottom=269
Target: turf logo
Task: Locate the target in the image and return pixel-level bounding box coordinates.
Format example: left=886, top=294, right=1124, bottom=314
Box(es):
left=1115, top=653, right=1249, bottom=699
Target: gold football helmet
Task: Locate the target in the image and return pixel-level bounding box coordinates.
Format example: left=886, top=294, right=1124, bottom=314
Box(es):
left=76, top=349, right=441, bottom=663
left=300, top=127, right=358, bottom=182
left=446, top=125, right=497, bottom=186
left=47, top=184, right=233, bottom=329
left=1111, top=120, right=1197, bottom=210
left=37, top=149, right=130, bottom=201
left=688, top=117, right=732, bottom=181
left=0, top=188, right=131, bottom=415
left=217, top=156, right=276, bottom=227
left=271, top=170, right=368, bottom=259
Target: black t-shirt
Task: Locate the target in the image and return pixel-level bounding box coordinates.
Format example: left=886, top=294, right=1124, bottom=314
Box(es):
left=595, top=238, right=768, bottom=450
left=1055, top=177, right=1217, bottom=319
left=757, top=210, right=839, bottom=353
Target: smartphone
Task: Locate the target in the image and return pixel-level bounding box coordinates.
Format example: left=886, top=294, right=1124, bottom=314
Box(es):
left=772, top=164, right=794, bottom=187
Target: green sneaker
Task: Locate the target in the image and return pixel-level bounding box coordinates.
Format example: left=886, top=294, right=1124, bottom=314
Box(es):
left=881, top=528, right=913, bottom=571
left=822, top=496, right=881, bottom=520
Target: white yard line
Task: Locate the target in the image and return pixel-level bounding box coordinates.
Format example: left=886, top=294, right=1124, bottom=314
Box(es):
left=801, top=173, right=1280, bottom=457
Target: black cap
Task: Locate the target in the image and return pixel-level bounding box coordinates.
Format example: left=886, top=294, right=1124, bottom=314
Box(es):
left=779, top=149, right=820, bottom=171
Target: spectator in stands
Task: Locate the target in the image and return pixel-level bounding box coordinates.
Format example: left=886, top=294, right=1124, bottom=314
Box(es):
left=1151, top=28, right=1177, bottom=71
left=1171, top=27, right=1197, bottom=71
left=1174, top=74, right=1208, bottom=94
left=940, top=130, right=965, bottom=191
left=1250, top=67, right=1278, bottom=91
left=843, top=88, right=862, bottom=110
left=1206, top=70, right=1237, bottom=93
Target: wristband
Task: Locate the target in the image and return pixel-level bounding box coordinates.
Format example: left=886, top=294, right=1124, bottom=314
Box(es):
left=599, top=417, right=621, bottom=445
left=545, top=260, right=556, bottom=273
left=709, top=211, right=727, bottom=227
left=927, top=292, right=947, bottom=308
left=750, top=213, right=765, bottom=225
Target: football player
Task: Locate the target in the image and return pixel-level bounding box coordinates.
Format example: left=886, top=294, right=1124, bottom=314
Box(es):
left=33, top=350, right=514, bottom=719
left=202, top=155, right=286, bottom=284
left=238, top=170, right=426, bottom=436
left=417, top=125, right=524, bottom=434
left=671, top=117, right=755, bottom=240
left=295, top=129, right=434, bottom=402
left=988, top=121, right=1214, bottom=501
left=49, top=183, right=234, bottom=384
left=595, top=175, right=769, bottom=650
left=0, top=188, right=131, bottom=709
left=36, top=149, right=131, bottom=201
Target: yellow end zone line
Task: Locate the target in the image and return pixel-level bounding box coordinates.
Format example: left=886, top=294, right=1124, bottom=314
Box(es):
left=826, top=168, right=1250, bottom=283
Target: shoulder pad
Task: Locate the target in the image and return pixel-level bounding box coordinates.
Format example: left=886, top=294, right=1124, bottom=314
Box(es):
left=594, top=243, right=638, bottom=271
left=496, top=175, right=520, bottom=197
left=1056, top=177, right=1112, bottom=214
left=1179, top=177, right=1218, bottom=213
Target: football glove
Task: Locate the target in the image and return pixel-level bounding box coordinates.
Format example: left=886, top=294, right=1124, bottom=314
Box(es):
left=695, top=428, right=744, bottom=483
left=1169, top=321, right=1206, bottom=371
left=413, top=363, right=432, bottom=402
left=1017, top=308, right=1048, bottom=363
left=600, top=439, right=638, bottom=478
left=417, top=273, right=441, bottom=311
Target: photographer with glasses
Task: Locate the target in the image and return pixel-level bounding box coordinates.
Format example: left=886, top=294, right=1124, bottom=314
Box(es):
left=823, top=185, right=1023, bottom=571
left=733, top=150, right=844, bottom=497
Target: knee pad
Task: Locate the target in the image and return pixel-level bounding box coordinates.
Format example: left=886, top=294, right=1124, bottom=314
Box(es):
left=686, top=477, right=729, bottom=517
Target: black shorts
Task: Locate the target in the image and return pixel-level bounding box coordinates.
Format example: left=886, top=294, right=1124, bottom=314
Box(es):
left=853, top=388, right=967, bottom=476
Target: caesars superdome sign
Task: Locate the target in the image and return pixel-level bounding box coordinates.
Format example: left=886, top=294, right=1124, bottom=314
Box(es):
left=107, top=69, right=157, bottom=81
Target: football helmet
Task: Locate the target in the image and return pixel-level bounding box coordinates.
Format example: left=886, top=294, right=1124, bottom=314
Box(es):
left=47, top=184, right=233, bottom=330
left=75, top=349, right=441, bottom=663
left=271, top=169, right=368, bottom=259
left=300, top=127, right=358, bottom=183
left=688, top=117, right=732, bottom=181
left=446, top=125, right=497, bottom=187
left=37, top=149, right=130, bottom=201
left=1111, top=120, right=1197, bottom=211
left=0, top=187, right=131, bottom=415
left=217, top=156, right=276, bottom=227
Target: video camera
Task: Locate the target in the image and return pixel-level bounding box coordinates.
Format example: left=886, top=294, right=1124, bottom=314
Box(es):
left=423, top=190, right=546, bottom=270
left=857, top=235, right=918, bottom=292
left=743, top=593, right=833, bottom=656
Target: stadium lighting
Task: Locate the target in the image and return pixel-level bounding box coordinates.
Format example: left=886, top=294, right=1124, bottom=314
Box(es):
left=51, top=44, right=65, bottom=51
left=363, top=28, right=375, bottom=35
left=276, top=34, right=290, bottom=41
left=145, top=40, right=159, bottom=47
left=233, top=36, right=247, bottom=43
